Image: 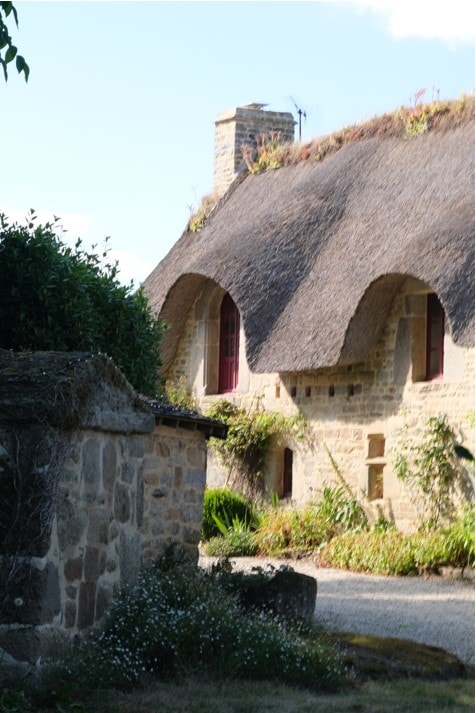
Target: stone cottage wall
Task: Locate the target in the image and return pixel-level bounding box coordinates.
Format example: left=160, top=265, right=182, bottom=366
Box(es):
left=165, top=284, right=474, bottom=532
left=140, top=425, right=208, bottom=564
left=0, top=416, right=209, bottom=669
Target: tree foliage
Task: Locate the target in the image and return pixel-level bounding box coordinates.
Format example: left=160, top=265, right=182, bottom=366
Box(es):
left=0, top=2, right=29, bottom=82
left=0, top=212, right=165, bottom=396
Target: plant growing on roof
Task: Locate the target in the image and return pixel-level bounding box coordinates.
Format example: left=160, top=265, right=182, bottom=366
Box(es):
left=242, top=131, right=286, bottom=173
left=188, top=193, right=219, bottom=233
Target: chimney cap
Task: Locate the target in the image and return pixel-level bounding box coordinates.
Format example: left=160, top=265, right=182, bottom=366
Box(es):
left=241, top=102, right=268, bottom=110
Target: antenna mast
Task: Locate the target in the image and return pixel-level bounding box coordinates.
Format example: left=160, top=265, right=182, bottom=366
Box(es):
left=290, top=97, right=307, bottom=142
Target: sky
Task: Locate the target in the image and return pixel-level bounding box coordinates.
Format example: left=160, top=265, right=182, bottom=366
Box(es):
left=0, top=0, right=474, bottom=287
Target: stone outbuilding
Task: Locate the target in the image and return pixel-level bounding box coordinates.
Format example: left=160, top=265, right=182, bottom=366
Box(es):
left=0, top=349, right=226, bottom=670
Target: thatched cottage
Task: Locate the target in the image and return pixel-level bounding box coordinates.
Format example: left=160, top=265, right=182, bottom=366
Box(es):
left=143, top=100, right=475, bottom=530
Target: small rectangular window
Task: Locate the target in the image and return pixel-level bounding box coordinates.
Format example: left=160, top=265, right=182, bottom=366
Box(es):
left=368, top=465, right=384, bottom=500
left=426, top=294, right=444, bottom=380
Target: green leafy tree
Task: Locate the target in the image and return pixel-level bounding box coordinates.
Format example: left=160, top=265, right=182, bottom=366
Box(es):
left=0, top=212, right=165, bottom=395
left=0, top=2, right=29, bottom=81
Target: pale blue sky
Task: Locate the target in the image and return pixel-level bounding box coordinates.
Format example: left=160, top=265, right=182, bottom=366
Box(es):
left=1, top=1, right=474, bottom=286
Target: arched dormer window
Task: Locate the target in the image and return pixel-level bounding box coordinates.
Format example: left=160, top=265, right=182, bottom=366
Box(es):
left=218, top=293, right=240, bottom=393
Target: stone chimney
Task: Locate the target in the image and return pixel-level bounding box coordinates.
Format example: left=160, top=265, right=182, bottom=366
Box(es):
left=214, top=103, right=295, bottom=197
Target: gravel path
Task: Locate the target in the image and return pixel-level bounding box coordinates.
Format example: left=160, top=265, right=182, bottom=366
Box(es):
left=199, top=557, right=475, bottom=665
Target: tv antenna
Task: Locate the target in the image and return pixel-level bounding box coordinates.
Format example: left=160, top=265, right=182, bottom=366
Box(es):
left=290, top=97, right=307, bottom=141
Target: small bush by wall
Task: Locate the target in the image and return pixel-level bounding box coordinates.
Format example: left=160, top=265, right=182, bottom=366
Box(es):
left=201, top=488, right=255, bottom=541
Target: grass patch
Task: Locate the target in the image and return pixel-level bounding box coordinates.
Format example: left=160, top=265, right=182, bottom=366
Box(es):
left=22, top=678, right=475, bottom=713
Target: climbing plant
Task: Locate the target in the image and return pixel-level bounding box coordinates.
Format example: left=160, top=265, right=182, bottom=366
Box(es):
left=393, top=413, right=471, bottom=529
left=206, top=399, right=305, bottom=498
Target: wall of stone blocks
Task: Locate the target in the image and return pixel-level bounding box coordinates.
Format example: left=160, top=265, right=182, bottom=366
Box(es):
left=140, top=425, right=208, bottom=564
left=166, top=284, right=474, bottom=533
left=0, top=421, right=209, bottom=670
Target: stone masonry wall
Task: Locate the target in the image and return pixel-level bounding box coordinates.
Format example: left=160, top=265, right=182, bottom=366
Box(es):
left=166, top=285, right=474, bottom=533
left=140, top=425, right=208, bottom=564
left=0, top=421, right=209, bottom=669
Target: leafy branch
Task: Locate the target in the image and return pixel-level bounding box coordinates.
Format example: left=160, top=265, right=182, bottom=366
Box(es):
left=0, top=2, right=29, bottom=82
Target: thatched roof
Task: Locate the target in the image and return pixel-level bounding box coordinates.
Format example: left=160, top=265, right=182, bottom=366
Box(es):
left=0, top=350, right=152, bottom=428
left=144, top=106, right=475, bottom=374
left=0, top=350, right=227, bottom=437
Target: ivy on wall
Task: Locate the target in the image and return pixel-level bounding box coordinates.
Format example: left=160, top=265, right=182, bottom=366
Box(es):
left=206, top=399, right=305, bottom=498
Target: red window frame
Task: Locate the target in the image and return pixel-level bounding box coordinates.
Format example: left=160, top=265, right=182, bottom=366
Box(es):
left=218, top=293, right=240, bottom=393
left=426, top=294, right=444, bottom=380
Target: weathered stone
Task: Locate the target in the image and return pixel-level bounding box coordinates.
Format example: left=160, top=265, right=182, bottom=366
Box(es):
left=84, top=546, right=100, bottom=582
left=82, top=438, right=101, bottom=489
left=166, top=521, right=180, bottom=536
left=106, top=556, right=118, bottom=573
left=182, top=505, right=203, bottom=523
left=174, top=466, right=183, bottom=488
left=57, top=497, right=88, bottom=551
left=65, top=584, right=77, bottom=599
left=87, top=507, right=109, bottom=545
left=160, top=471, right=173, bottom=488
left=136, top=472, right=144, bottom=527
left=77, top=581, right=97, bottom=630
left=0, top=627, right=41, bottom=663
left=64, top=556, right=83, bottom=582
left=185, top=469, right=206, bottom=488
left=99, top=550, right=107, bottom=575
left=103, top=440, right=117, bottom=491
left=152, top=521, right=165, bottom=535
left=43, top=563, right=61, bottom=623
left=64, top=599, right=77, bottom=629
left=114, top=482, right=131, bottom=523
left=0, top=646, right=42, bottom=686
left=183, top=489, right=197, bottom=503
left=121, top=461, right=135, bottom=484
left=118, top=530, right=141, bottom=589
left=155, top=441, right=170, bottom=458
left=186, top=445, right=204, bottom=467
left=125, top=438, right=146, bottom=459
left=109, top=520, right=119, bottom=541
left=238, top=569, right=317, bottom=622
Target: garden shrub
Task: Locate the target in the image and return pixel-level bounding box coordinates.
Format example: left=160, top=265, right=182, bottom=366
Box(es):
left=43, top=553, right=343, bottom=694
left=0, top=212, right=165, bottom=395
left=318, top=507, right=475, bottom=575
left=250, top=485, right=368, bottom=557
left=202, top=487, right=255, bottom=541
